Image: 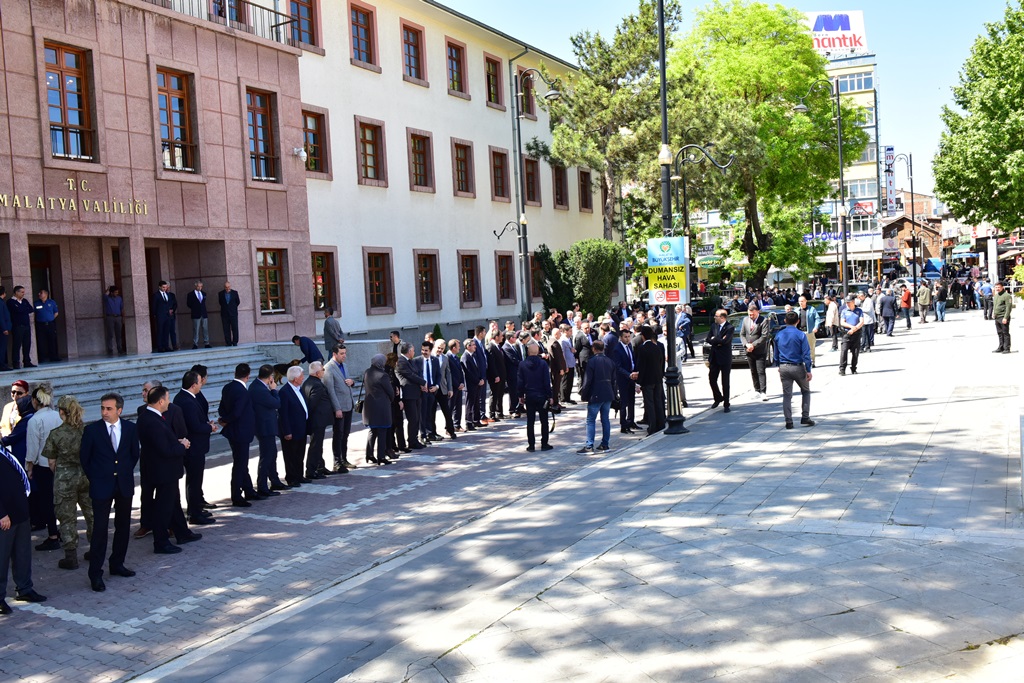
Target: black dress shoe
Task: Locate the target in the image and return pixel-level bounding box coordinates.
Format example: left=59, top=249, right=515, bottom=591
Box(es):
left=257, top=490, right=281, bottom=497
left=801, top=418, right=816, bottom=427
left=409, top=442, right=426, bottom=450
left=270, top=483, right=292, bottom=491
left=446, top=432, right=458, bottom=439
left=176, top=533, right=202, bottom=544
left=342, top=460, right=358, bottom=469
left=202, top=501, right=219, bottom=510
left=189, top=516, right=216, bottom=525
left=232, top=499, right=252, bottom=508
left=286, top=481, right=302, bottom=488
left=0, top=599, right=11, bottom=614
left=299, top=477, right=313, bottom=483
left=526, top=445, right=536, bottom=452
left=318, top=468, right=334, bottom=477
left=541, top=444, right=554, bottom=451
left=429, top=433, right=444, bottom=441
left=154, top=545, right=182, bottom=554
left=711, top=400, right=722, bottom=409
left=723, top=406, right=731, bottom=413
left=785, top=422, right=794, bottom=429
left=620, top=428, right=634, bottom=434
left=91, top=578, right=106, bottom=593
left=35, top=537, right=61, bottom=551
left=247, top=492, right=268, bottom=500
left=109, top=566, right=136, bottom=578
left=309, top=473, right=326, bottom=480
left=15, top=590, right=47, bottom=602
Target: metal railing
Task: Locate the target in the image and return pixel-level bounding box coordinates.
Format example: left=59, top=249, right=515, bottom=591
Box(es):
left=140, top=0, right=298, bottom=48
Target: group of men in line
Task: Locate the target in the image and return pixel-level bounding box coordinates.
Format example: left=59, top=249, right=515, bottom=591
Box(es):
left=0, top=285, right=60, bottom=371
left=149, top=280, right=241, bottom=353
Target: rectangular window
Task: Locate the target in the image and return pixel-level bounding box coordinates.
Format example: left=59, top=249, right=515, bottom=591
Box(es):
left=364, top=248, right=395, bottom=314
left=484, top=55, right=504, bottom=109
left=349, top=2, right=378, bottom=70
left=414, top=249, right=441, bottom=311
left=157, top=69, right=195, bottom=172
left=452, top=139, right=475, bottom=197
left=213, top=0, right=246, bottom=24
left=459, top=250, right=481, bottom=307
left=45, top=43, right=94, bottom=161
left=524, top=158, right=541, bottom=206
left=290, top=0, right=317, bottom=46
left=490, top=147, right=510, bottom=201
left=519, top=68, right=536, bottom=119
left=446, top=38, right=469, bottom=99
left=311, top=252, right=334, bottom=312
left=407, top=128, right=434, bottom=192
left=843, top=178, right=878, bottom=199
left=836, top=71, right=873, bottom=93
left=302, top=110, right=326, bottom=173
left=355, top=115, right=387, bottom=187
left=579, top=170, right=593, bottom=211
left=246, top=89, right=277, bottom=182
left=401, top=22, right=427, bottom=85
left=530, top=252, right=544, bottom=302
left=257, top=249, right=286, bottom=313
left=552, top=165, right=568, bottom=209
left=495, top=251, right=516, bottom=305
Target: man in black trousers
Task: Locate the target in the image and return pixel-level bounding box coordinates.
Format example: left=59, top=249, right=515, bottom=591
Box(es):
left=219, top=363, right=261, bottom=506
left=635, top=325, right=666, bottom=435
left=516, top=342, right=553, bottom=452
left=173, top=371, right=217, bottom=525
left=396, top=342, right=427, bottom=449
left=79, top=392, right=139, bottom=592
left=706, top=309, right=734, bottom=413
left=612, top=328, right=640, bottom=433
left=218, top=281, right=240, bottom=347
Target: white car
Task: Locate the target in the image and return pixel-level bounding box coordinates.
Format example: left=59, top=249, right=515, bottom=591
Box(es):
left=892, top=277, right=930, bottom=293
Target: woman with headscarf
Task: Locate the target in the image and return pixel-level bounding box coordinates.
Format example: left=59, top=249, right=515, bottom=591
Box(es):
left=384, top=352, right=406, bottom=457
left=42, top=395, right=93, bottom=569
left=361, top=354, right=393, bottom=465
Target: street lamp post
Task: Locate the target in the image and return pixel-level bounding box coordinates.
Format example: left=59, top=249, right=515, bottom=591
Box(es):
left=890, top=153, right=916, bottom=286
left=497, top=65, right=561, bottom=322
left=794, top=78, right=848, bottom=296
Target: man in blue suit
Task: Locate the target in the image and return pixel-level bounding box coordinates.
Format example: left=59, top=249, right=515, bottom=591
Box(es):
left=292, top=335, right=323, bottom=364
left=414, top=342, right=442, bottom=443
left=278, top=365, right=309, bottom=486
left=578, top=341, right=617, bottom=453
left=250, top=364, right=288, bottom=495
left=79, top=392, right=140, bottom=593
left=502, top=332, right=524, bottom=418
left=612, top=328, right=639, bottom=434
left=219, top=364, right=260, bottom=507
left=173, top=371, right=216, bottom=524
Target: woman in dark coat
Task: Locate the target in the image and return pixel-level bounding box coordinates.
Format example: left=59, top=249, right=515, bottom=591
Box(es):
left=362, top=354, right=393, bottom=465
left=384, top=353, right=406, bottom=456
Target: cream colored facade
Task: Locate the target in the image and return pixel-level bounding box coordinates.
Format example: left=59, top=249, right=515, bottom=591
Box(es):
left=299, top=0, right=603, bottom=338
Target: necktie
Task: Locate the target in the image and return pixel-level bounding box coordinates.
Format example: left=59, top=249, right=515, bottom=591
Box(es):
left=109, top=423, right=118, bottom=452
left=1, top=444, right=30, bottom=496
left=425, top=359, right=432, bottom=386
left=340, top=363, right=347, bottom=380
left=162, top=291, right=168, bottom=301
left=626, top=345, right=633, bottom=370
left=197, top=291, right=203, bottom=303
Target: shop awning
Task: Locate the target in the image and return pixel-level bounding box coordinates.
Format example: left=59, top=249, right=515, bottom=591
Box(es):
left=999, top=249, right=1022, bottom=261
left=951, top=252, right=978, bottom=260
left=951, top=244, right=973, bottom=254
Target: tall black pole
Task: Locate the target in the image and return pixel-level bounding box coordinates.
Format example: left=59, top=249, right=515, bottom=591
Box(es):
left=658, top=0, right=687, bottom=434
left=909, top=153, right=916, bottom=288
left=835, top=83, right=848, bottom=297
left=512, top=72, right=532, bottom=323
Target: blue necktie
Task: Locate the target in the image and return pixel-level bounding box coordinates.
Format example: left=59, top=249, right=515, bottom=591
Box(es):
left=1, top=443, right=31, bottom=497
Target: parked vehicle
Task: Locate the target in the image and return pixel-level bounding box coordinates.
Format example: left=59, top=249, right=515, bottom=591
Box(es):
left=701, top=310, right=781, bottom=367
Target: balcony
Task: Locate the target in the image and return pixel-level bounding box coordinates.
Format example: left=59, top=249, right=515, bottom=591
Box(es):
left=140, top=0, right=298, bottom=48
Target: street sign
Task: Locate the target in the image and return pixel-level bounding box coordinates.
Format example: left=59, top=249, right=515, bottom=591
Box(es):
left=646, top=236, right=688, bottom=305
left=884, top=145, right=896, bottom=216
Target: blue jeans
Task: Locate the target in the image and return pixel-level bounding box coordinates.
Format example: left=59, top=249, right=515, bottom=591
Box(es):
left=935, top=301, right=946, bottom=321
left=585, top=401, right=611, bottom=448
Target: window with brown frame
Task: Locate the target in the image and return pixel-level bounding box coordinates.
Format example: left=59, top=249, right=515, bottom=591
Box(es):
left=452, top=140, right=474, bottom=197
left=45, top=43, right=94, bottom=161
left=350, top=3, right=376, bottom=66
left=408, top=132, right=433, bottom=191
left=257, top=248, right=286, bottom=313
left=302, top=110, right=326, bottom=173
left=355, top=116, right=387, bottom=186
left=415, top=250, right=440, bottom=310
left=365, top=249, right=394, bottom=313
left=402, top=23, right=425, bottom=82
left=157, top=69, right=196, bottom=172
left=246, top=89, right=277, bottom=181
left=520, top=70, right=536, bottom=118
left=524, top=158, right=541, bottom=206
left=290, top=0, right=317, bottom=46
left=579, top=170, right=593, bottom=211
left=459, top=251, right=481, bottom=307
left=311, top=252, right=334, bottom=311
left=485, top=57, right=502, bottom=106
left=530, top=253, right=545, bottom=302
left=446, top=39, right=467, bottom=96
left=553, top=165, right=568, bottom=209
left=496, top=252, right=515, bottom=304
left=491, top=149, right=509, bottom=201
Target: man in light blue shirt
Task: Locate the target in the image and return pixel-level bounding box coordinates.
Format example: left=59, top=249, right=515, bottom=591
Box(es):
left=980, top=279, right=994, bottom=320
left=774, top=311, right=814, bottom=429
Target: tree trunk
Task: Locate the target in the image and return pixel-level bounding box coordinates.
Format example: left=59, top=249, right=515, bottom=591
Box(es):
left=741, top=179, right=769, bottom=290
left=602, top=169, right=615, bottom=240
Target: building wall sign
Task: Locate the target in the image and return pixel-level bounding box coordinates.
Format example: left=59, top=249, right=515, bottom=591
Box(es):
left=0, top=179, right=149, bottom=217
left=884, top=145, right=896, bottom=216
left=805, top=11, right=868, bottom=55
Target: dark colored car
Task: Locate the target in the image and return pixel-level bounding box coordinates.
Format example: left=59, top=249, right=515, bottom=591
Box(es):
left=702, top=310, right=780, bottom=367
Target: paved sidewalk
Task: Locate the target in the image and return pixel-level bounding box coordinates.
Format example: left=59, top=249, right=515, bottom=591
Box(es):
left=3, top=304, right=1022, bottom=682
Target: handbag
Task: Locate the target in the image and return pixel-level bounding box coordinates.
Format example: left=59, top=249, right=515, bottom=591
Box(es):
left=353, top=381, right=365, bottom=414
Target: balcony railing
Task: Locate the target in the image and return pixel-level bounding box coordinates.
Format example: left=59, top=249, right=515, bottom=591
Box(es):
left=140, top=0, right=298, bottom=48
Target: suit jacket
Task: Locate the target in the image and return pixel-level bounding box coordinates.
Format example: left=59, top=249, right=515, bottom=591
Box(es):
left=447, top=350, right=465, bottom=388
left=486, top=342, right=507, bottom=385
left=574, top=330, right=593, bottom=364
left=218, top=289, right=240, bottom=318
left=173, top=390, right=213, bottom=456
left=249, top=378, right=280, bottom=437
left=706, top=321, right=735, bottom=368
left=301, top=376, right=333, bottom=431
left=502, top=341, right=522, bottom=388
left=220, top=379, right=255, bottom=444
left=413, top=355, right=442, bottom=391
left=323, top=316, right=344, bottom=353
left=278, top=383, right=308, bottom=439
left=460, top=351, right=481, bottom=387
left=612, top=340, right=637, bottom=388
left=138, top=402, right=187, bottom=440
left=151, top=290, right=176, bottom=320
left=323, top=357, right=354, bottom=412
left=79, top=418, right=141, bottom=500
left=547, top=337, right=565, bottom=376
left=396, top=355, right=426, bottom=400
left=635, top=340, right=665, bottom=388
left=138, top=408, right=186, bottom=486
left=0, top=296, right=11, bottom=333
left=296, top=336, right=324, bottom=364
left=473, top=337, right=488, bottom=374
left=434, top=353, right=453, bottom=395
left=580, top=354, right=617, bottom=404
left=739, top=315, right=770, bottom=358
left=186, top=290, right=209, bottom=319
left=601, top=330, right=619, bottom=358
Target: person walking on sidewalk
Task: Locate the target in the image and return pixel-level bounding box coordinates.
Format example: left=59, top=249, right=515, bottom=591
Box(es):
left=900, top=285, right=913, bottom=329
left=775, top=311, right=815, bottom=429
left=797, top=296, right=820, bottom=368
left=706, top=309, right=734, bottom=412
left=878, top=288, right=897, bottom=337
left=916, top=281, right=932, bottom=324
left=993, top=281, right=1013, bottom=354
left=934, top=281, right=948, bottom=322
left=824, top=295, right=840, bottom=350
left=740, top=304, right=770, bottom=400
left=517, top=343, right=553, bottom=452
left=857, top=291, right=876, bottom=352
left=839, top=294, right=864, bottom=376
left=578, top=341, right=616, bottom=453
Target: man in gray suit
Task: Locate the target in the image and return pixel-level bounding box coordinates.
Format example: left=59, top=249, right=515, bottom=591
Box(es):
left=740, top=303, right=770, bottom=401
left=323, top=307, right=344, bottom=358
left=323, top=343, right=355, bottom=472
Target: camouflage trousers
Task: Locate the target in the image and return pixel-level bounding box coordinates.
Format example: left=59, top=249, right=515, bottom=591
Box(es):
left=54, top=466, right=94, bottom=551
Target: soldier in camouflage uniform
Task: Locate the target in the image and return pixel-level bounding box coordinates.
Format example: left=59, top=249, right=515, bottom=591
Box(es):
left=42, top=395, right=92, bottom=570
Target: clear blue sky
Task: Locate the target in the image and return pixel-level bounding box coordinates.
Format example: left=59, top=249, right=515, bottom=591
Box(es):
left=440, top=0, right=1009, bottom=195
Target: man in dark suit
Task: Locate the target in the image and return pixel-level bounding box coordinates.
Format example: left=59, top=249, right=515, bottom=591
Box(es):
left=219, top=363, right=260, bottom=507
left=461, top=339, right=483, bottom=431
left=301, top=362, right=334, bottom=479
left=173, top=371, right=217, bottom=524
left=613, top=328, right=639, bottom=433
left=546, top=329, right=566, bottom=411
left=574, top=322, right=594, bottom=392
left=413, top=342, right=442, bottom=443
left=578, top=340, right=617, bottom=453
left=292, top=335, right=324, bottom=364
left=186, top=281, right=211, bottom=350
left=250, top=364, right=288, bottom=495
left=1, top=438, right=45, bottom=611
left=396, top=342, right=427, bottom=449
left=635, top=325, right=666, bottom=435
left=502, top=333, right=523, bottom=418
left=218, top=281, right=240, bottom=346
left=706, top=309, right=734, bottom=413
left=516, top=342, right=553, bottom=451
left=79, top=392, right=140, bottom=592
left=135, top=379, right=187, bottom=540
left=472, top=327, right=489, bottom=423
left=486, top=332, right=508, bottom=420
left=151, top=280, right=177, bottom=353
left=138, top=386, right=200, bottom=555
left=278, top=365, right=309, bottom=486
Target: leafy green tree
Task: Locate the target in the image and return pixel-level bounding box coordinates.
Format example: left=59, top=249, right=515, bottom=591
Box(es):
left=533, top=244, right=573, bottom=315
left=933, top=3, right=1024, bottom=231
left=564, top=239, right=628, bottom=317
left=670, top=0, right=867, bottom=289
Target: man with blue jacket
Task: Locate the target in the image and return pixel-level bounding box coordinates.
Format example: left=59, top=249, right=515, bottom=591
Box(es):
left=516, top=342, right=552, bottom=452
left=775, top=311, right=815, bottom=430
left=578, top=341, right=617, bottom=453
